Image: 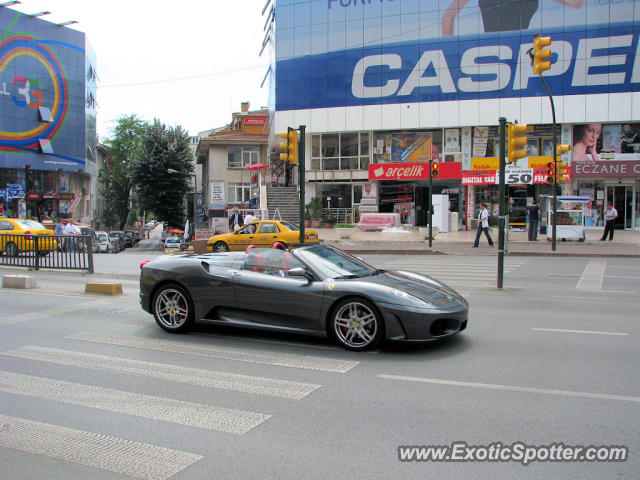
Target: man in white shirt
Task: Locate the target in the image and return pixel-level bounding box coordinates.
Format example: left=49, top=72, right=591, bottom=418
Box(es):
left=473, top=202, right=494, bottom=248
left=244, top=211, right=255, bottom=225
left=63, top=220, right=79, bottom=252
left=600, top=204, right=618, bottom=241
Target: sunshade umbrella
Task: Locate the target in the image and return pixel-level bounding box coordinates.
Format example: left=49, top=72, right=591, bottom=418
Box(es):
left=183, top=219, right=190, bottom=241
left=246, top=163, right=269, bottom=170
left=167, top=228, right=183, bottom=233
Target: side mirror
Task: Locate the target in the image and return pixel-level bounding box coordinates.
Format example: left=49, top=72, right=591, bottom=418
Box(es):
left=288, top=267, right=312, bottom=282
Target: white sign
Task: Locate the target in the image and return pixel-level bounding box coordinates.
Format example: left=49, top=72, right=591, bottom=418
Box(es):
left=195, top=228, right=214, bottom=241
left=498, top=168, right=534, bottom=185
left=210, top=182, right=225, bottom=208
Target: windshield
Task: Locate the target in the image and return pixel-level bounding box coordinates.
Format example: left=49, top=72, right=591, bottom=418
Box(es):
left=295, top=245, right=377, bottom=279
left=280, top=221, right=299, bottom=231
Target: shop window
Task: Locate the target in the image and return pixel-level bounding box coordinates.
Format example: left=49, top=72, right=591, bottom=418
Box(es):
left=311, top=132, right=372, bottom=171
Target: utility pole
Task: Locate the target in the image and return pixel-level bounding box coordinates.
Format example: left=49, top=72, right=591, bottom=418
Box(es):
left=497, top=117, right=506, bottom=289
left=299, top=125, right=306, bottom=244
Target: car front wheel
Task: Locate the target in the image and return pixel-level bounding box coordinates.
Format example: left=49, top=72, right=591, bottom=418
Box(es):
left=213, top=241, right=229, bottom=252
left=152, top=284, right=194, bottom=333
left=330, top=298, right=383, bottom=351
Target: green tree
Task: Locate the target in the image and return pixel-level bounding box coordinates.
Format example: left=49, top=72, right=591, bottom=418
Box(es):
left=132, top=119, right=193, bottom=228
left=100, top=115, right=146, bottom=229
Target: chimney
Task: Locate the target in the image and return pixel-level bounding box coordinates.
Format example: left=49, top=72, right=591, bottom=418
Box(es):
left=241, top=102, right=250, bottom=113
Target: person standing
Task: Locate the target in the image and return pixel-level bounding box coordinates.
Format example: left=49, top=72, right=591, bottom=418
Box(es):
left=63, top=220, right=79, bottom=252
left=228, top=207, right=244, bottom=231
left=473, top=202, right=494, bottom=247
left=244, top=211, right=255, bottom=225
left=527, top=199, right=540, bottom=241
left=600, top=204, right=618, bottom=241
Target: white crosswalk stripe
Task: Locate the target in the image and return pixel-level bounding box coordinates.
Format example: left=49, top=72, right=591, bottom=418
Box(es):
left=0, top=299, right=113, bottom=325
left=2, top=345, right=321, bottom=400
left=67, top=331, right=359, bottom=373
left=0, top=370, right=270, bottom=435
left=0, top=414, right=202, bottom=480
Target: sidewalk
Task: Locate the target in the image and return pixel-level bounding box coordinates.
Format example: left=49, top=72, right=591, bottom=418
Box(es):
left=315, top=227, right=640, bottom=257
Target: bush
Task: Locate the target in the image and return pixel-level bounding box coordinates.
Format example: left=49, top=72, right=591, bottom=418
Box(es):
left=335, top=223, right=356, bottom=228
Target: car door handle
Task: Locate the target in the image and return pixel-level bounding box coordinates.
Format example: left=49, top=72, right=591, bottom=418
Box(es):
left=249, top=236, right=254, bottom=239
left=232, top=271, right=241, bottom=276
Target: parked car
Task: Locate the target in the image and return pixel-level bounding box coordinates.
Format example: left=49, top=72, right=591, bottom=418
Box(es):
left=95, top=231, right=112, bottom=253
left=109, top=234, right=124, bottom=253
left=139, top=244, right=469, bottom=350
left=124, top=230, right=136, bottom=248
left=109, top=231, right=126, bottom=251
left=0, top=218, right=58, bottom=256
left=207, top=220, right=319, bottom=252
left=163, top=237, right=182, bottom=250
left=145, top=220, right=158, bottom=229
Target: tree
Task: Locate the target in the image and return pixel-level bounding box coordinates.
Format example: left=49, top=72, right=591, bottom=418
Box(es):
left=100, top=115, right=146, bottom=229
left=132, top=119, right=193, bottom=228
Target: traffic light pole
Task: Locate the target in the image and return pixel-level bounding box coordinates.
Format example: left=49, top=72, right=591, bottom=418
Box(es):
left=497, top=117, right=506, bottom=289
left=539, top=76, right=558, bottom=252
left=298, top=125, right=306, bottom=245
left=428, top=159, right=433, bottom=248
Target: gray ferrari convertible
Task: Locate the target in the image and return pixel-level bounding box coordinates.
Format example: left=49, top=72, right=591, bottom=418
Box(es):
left=139, top=244, right=468, bottom=350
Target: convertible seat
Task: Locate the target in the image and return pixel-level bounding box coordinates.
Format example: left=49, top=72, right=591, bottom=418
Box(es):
left=245, top=247, right=266, bottom=273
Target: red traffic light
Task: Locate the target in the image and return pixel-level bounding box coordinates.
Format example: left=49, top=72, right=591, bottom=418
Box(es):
left=431, top=162, right=440, bottom=177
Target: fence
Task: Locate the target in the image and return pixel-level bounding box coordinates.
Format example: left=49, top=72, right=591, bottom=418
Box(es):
left=321, top=208, right=356, bottom=224
left=0, top=234, right=94, bottom=273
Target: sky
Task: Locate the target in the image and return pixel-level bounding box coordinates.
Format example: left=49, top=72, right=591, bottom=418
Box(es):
left=6, top=0, right=271, bottom=140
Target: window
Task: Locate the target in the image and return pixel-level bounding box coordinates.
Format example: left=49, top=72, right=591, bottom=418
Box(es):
left=227, top=182, right=251, bottom=204
left=259, top=223, right=279, bottom=234
left=228, top=146, right=260, bottom=168
left=310, top=132, right=372, bottom=171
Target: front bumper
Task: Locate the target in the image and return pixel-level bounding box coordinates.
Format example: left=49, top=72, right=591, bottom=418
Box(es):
left=376, top=301, right=468, bottom=342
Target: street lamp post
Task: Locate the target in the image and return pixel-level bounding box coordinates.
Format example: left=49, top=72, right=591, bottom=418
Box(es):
left=168, top=169, right=197, bottom=239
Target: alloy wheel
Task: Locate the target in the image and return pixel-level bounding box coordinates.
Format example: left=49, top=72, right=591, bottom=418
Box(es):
left=332, top=300, right=381, bottom=350
left=153, top=286, right=192, bottom=331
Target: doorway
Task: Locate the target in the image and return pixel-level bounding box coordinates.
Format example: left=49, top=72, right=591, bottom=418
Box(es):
left=607, top=185, right=633, bottom=229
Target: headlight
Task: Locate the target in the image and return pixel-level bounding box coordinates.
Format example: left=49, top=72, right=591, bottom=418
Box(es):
left=391, top=289, right=431, bottom=306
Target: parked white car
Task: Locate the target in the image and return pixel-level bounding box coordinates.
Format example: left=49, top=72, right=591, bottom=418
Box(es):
left=163, top=237, right=181, bottom=250
left=95, top=231, right=112, bottom=253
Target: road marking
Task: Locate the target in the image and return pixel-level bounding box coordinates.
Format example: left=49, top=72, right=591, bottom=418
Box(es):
left=0, top=299, right=112, bottom=325
left=67, top=332, right=359, bottom=373
left=2, top=346, right=321, bottom=400
left=532, top=328, right=628, bottom=336
left=377, top=374, right=640, bottom=403
left=576, top=259, right=606, bottom=291
left=604, top=275, right=640, bottom=279
left=0, top=371, right=270, bottom=434
left=0, top=414, right=202, bottom=480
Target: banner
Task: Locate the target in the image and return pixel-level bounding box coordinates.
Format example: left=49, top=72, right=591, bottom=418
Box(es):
left=391, top=133, right=432, bottom=163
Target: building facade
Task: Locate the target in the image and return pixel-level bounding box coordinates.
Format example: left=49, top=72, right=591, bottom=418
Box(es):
left=197, top=103, right=270, bottom=232
left=270, top=0, right=640, bottom=231
left=1, top=6, right=97, bottom=224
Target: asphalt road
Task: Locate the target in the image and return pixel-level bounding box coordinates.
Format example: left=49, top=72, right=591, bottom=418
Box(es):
left=0, top=254, right=638, bottom=479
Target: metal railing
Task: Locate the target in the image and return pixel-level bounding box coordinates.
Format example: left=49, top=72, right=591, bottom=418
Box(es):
left=321, top=208, right=355, bottom=224
left=0, top=234, right=94, bottom=273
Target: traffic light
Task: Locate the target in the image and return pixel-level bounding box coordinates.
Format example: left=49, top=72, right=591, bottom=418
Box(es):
left=556, top=144, right=570, bottom=158
left=533, top=35, right=552, bottom=75
left=557, top=160, right=569, bottom=183
left=278, top=128, right=298, bottom=165
left=507, top=123, right=528, bottom=163
left=431, top=161, right=439, bottom=178
left=546, top=161, right=556, bottom=185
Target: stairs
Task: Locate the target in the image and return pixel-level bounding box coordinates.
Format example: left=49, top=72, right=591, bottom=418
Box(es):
left=266, top=186, right=301, bottom=223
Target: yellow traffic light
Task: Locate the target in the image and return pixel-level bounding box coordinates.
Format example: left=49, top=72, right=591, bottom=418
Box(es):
left=507, top=123, right=528, bottom=163
left=278, top=128, right=298, bottom=164
left=557, top=160, right=569, bottom=183
left=533, top=35, right=552, bottom=75
left=546, top=161, right=556, bottom=185
left=556, top=144, right=570, bottom=157
left=431, top=161, right=439, bottom=178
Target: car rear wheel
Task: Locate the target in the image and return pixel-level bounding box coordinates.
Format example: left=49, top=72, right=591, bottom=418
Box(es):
left=5, top=242, right=19, bottom=257
left=213, top=241, right=229, bottom=252
left=152, top=284, right=194, bottom=333
left=330, top=298, right=383, bottom=351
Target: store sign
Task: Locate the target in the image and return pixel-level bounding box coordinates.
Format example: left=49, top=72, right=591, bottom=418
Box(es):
left=502, top=169, right=534, bottom=185
left=369, top=162, right=461, bottom=180
left=573, top=160, right=640, bottom=178
left=243, top=117, right=267, bottom=125
left=462, top=168, right=561, bottom=185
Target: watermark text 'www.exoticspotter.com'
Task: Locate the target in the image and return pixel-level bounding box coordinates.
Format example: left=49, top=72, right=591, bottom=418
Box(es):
left=398, top=442, right=628, bottom=466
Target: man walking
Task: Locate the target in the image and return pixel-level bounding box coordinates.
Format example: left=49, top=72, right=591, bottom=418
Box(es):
left=527, top=199, right=540, bottom=241
left=600, top=204, right=618, bottom=241
left=473, top=202, right=494, bottom=247
left=228, top=207, right=244, bottom=231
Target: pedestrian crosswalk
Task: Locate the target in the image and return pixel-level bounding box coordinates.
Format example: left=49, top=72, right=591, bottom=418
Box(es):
left=361, top=255, right=529, bottom=286
left=0, top=328, right=360, bottom=478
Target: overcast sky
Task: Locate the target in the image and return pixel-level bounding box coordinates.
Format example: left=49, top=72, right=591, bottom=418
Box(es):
left=7, top=0, right=271, bottom=139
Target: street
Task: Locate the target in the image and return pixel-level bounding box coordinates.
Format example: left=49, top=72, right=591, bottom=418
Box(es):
left=0, top=254, right=638, bottom=479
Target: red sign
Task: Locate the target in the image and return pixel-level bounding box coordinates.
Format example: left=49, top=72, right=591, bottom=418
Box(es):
left=243, top=117, right=267, bottom=125
left=462, top=168, right=571, bottom=185
left=461, top=170, right=496, bottom=185
left=572, top=160, right=640, bottom=178
left=26, top=192, right=75, bottom=199
left=368, top=162, right=461, bottom=180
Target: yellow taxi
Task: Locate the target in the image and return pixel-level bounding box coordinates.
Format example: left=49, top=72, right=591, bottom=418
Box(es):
left=0, top=218, right=58, bottom=256
left=207, top=220, right=319, bottom=252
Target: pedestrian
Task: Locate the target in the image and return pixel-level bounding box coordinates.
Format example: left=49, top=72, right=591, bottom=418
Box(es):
left=54, top=218, right=64, bottom=235
left=527, top=199, right=540, bottom=241
left=472, top=202, right=494, bottom=247
left=244, top=210, right=255, bottom=224
left=228, top=207, right=244, bottom=231
left=600, top=204, right=618, bottom=241
left=63, top=220, right=79, bottom=252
